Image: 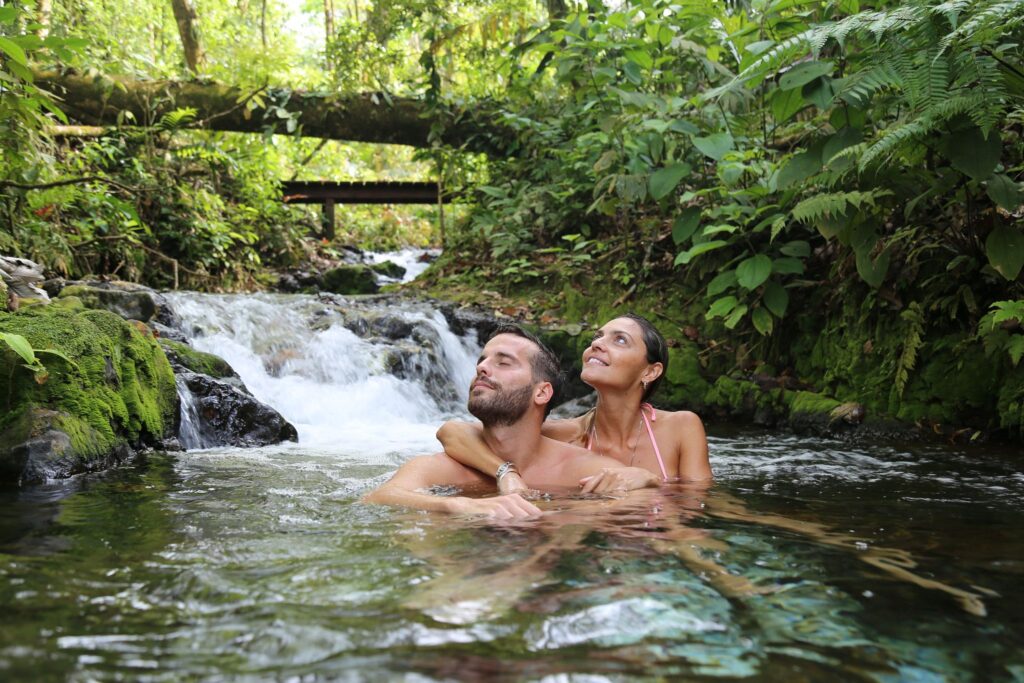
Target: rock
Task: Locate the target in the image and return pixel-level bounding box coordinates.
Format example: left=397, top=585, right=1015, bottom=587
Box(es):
left=0, top=275, right=7, bottom=313
left=178, top=372, right=298, bottom=447
left=57, top=280, right=179, bottom=327
left=322, top=265, right=379, bottom=295
left=158, top=338, right=248, bottom=392
left=370, top=260, right=407, bottom=279
left=149, top=321, right=190, bottom=344
left=0, top=306, right=178, bottom=485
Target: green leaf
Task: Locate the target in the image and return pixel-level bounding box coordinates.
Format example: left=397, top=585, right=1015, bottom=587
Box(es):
left=856, top=246, right=891, bottom=288
left=823, top=127, right=862, bottom=164
left=985, top=224, right=1024, bottom=281
left=649, top=163, right=692, bottom=201
left=623, top=61, right=643, bottom=85
left=724, top=304, right=748, bottom=329
left=0, top=7, right=17, bottom=23
left=771, top=87, right=805, bottom=122
left=672, top=207, right=701, bottom=245
left=776, top=151, right=822, bottom=189
left=1008, top=336, right=1024, bottom=366
left=780, top=240, right=811, bottom=258
left=36, top=348, right=79, bottom=370
left=772, top=257, right=806, bottom=275
left=0, top=37, right=28, bottom=66
left=944, top=127, right=1002, bottom=180
left=625, top=49, right=653, bottom=70
left=779, top=61, right=834, bottom=90
left=0, top=332, right=38, bottom=366
left=987, top=174, right=1023, bottom=212
left=693, top=133, right=734, bottom=161
left=674, top=240, right=729, bottom=266
left=736, top=254, right=772, bottom=290
left=752, top=307, right=774, bottom=335
left=669, top=120, right=699, bottom=135
left=802, top=77, right=836, bottom=110
left=763, top=281, right=789, bottom=318
left=706, top=296, right=738, bottom=319
left=707, top=270, right=737, bottom=296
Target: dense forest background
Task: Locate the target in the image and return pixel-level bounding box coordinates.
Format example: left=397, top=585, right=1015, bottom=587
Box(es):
left=2, top=0, right=1024, bottom=434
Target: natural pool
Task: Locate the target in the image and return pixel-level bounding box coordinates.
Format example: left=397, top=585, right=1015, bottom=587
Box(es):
left=1, top=294, right=1021, bottom=681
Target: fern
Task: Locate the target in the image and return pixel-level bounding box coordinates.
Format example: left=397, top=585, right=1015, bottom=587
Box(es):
left=156, top=107, right=198, bottom=132
left=791, top=190, right=892, bottom=223
left=894, top=302, right=925, bottom=398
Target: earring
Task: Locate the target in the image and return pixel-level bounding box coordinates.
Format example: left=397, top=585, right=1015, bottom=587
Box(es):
left=642, top=380, right=649, bottom=391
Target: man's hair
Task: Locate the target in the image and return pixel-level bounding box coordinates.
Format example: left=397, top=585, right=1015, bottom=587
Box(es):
left=622, top=313, right=669, bottom=401
left=487, top=323, right=563, bottom=417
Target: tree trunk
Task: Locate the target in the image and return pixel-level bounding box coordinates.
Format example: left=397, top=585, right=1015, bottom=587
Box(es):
left=36, top=0, right=52, bottom=39
left=33, top=70, right=511, bottom=153
left=170, top=0, right=205, bottom=74
left=324, top=0, right=335, bottom=68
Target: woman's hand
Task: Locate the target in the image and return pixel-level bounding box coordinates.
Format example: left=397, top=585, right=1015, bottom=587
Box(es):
left=497, top=470, right=530, bottom=495
left=579, top=467, right=659, bottom=494
left=446, top=493, right=542, bottom=519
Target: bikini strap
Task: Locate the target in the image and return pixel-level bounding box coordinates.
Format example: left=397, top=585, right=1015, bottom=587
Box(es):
left=640, top=402, right=669, bottom=481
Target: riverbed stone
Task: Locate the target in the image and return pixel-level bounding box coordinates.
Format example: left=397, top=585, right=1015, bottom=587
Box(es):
left=178, top=372, right=298, bottom=447
left=57, top=280, right=179, bottom=327
left=322, top=265, right=379, bottom=295
left=0, top=305, right=178, bottom=485
left=371, top=260, right=407, bottom=279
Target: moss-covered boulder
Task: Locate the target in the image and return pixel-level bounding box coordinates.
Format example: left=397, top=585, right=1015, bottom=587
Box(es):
left=660, top=341, right=712, bottom=410
left=158, top=338, right=240, bottom=382
left=371, top=260, right=407, bottom=279
left=0, top=306, right=178, bottom=485
left=57, top=280, right=177, bottom=325
left=322, top=265, right=379, bottom=295
left=0, top=276, right=7, bottom=312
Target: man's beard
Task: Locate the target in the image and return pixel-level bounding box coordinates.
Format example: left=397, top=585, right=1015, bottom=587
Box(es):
left=468, top=382, right=534, bottom=427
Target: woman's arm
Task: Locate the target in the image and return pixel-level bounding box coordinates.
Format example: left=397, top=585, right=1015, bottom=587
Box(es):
left=436, top=420, right=528, bottom=493
left=668, top=411, right=713, bottom=481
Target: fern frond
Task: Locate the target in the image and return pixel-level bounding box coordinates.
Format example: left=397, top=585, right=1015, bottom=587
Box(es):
left=942, top=1, right=1024, bottom=50
left=157, top=107, right=198, bottom=132
left=791, top=190, right=892, bottom=223
left=894, top=302, right=925, bottom=398
left=859, top=119, right=929, bottom=169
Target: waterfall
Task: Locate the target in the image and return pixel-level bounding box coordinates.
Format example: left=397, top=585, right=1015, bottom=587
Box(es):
left=163, top=293, right=480, bottom=455
left=175, top=375, right=205, bottom=450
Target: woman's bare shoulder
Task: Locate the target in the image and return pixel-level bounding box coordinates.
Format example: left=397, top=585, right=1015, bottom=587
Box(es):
left=541, top=415, right=589, bottom=443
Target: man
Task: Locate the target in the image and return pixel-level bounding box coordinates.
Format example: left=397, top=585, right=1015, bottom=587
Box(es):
left=364, top=324, right=657, bottom=518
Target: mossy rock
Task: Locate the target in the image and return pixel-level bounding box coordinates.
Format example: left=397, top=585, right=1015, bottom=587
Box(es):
left=0, top=306, right=178, bottom=485
left=158, top=338, right=238, bottom=381
left=370, top=260, right=407, bottom=279
left=659, top=341, right=712, bottom=410
left=57, top=280, right=176, bottom=324
left=322, top=265, right=379, bottom=295
left=0, top=277, right=7, bottom=312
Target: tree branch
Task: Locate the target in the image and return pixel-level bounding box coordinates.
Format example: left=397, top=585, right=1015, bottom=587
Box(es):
left=0, top=176, right=139, bottom=194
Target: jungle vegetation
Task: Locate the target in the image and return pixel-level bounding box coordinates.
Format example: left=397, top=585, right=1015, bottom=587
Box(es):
left=2, top=0, right=1024, bottom=431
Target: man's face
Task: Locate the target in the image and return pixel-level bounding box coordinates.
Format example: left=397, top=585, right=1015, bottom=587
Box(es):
left=468, top=334, right=539, bottom=427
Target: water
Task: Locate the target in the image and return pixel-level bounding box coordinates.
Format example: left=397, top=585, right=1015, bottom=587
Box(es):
left=369, top=248, right=440, bottom=283
left=1, top=293, right=1023, bottom=681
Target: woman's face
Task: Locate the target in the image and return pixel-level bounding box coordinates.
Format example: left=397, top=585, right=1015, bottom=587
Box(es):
left=580, top=317, right=653, bottom=391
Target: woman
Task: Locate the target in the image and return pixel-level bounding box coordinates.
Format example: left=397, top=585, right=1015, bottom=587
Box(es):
left=438, top=313, right=713, bottom=492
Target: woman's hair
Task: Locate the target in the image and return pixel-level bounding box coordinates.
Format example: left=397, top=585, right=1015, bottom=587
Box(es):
left=622, top=312, right=669, bottom=401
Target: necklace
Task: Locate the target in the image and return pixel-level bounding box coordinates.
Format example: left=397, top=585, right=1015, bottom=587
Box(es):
left=587, top=410, right=645, bottom=466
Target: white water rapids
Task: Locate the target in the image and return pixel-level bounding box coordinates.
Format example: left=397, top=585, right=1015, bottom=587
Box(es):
left=164, top=292, right=479, bottom=459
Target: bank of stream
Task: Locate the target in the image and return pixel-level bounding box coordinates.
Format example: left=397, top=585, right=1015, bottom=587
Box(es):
left=0, top=291, right=1022, bottom=680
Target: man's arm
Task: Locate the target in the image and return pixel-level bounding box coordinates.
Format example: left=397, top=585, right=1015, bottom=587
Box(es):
left=363, top=453, right=542, bottom=518
left=548, top=444, right=660, bottom=492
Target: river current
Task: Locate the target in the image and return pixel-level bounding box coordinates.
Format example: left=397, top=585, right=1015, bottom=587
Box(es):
left=0, top=292, right=1022, bottom=681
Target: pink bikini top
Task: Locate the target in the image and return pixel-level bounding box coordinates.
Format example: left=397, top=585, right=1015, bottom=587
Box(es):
left=584, top=403, right=669, bottom=481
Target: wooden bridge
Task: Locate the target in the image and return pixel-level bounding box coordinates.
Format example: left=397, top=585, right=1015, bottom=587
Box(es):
left=282, top=180, right=452, bottom=240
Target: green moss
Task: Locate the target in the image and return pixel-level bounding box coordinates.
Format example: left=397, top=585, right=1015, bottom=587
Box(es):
left=370, top=260, right=406, bottom=279
left=158, top=338, right=235, bottom=379
left=0, top=277, right=7, bottom=312
left=322, top=265, right=378, bottom=295
left=787, top=390, right=842, bottom=415
left=0, top=306, right=177, bottom=474
left=660, top=341, right=711, bottom=409
left=57, top=283, right=158, bottom=321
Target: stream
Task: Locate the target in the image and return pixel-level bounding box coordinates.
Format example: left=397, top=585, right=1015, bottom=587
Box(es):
left=0, top=292, right=1022, bottom=681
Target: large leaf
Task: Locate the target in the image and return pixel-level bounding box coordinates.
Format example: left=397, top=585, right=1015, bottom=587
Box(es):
left=779, top=61, right=834, bottom=90
left=672, top=207, right=701, bottom=245
left=693, top=133, right=734, bottom=161
left=0, top=332, right=37, bottom=366
left=855, top=246, right=891, bottom=288
left=776, top=151, right=822, bottom=189
left=944, top=127, right=1002, bottom=180
left=763, top=281, right=790, bottom=318
left=986, top=224, right=1024, bottom=281
left=707, top=270, right=737, bottom=296
left=624, top=49, right=653, bottom=70
left=987, top=174, right=1023, bottom=212
left=649, top=163, right=692, bottom=201
left=752, top=307, right=774, bottom=335
left=706, top=296, right=738, bottom=319
left=772, top=257, right=806, bottom=275
left=674, top=240, right=729, bottom=266
left=0, top=37, right=27, bottom=66
left=723, top=304, right=748, bottom=329
left=736, top=254, right=772, bottom=290
left=771, top=88, right=804, bottom=122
